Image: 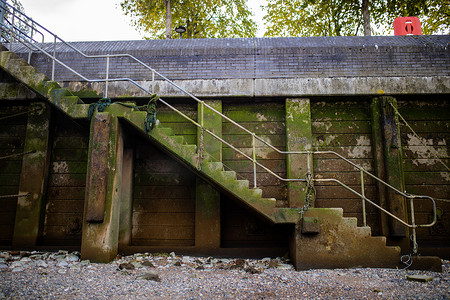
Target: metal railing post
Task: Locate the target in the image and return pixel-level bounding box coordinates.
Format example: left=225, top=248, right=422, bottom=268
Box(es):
left=9, top=7, right=15, bottom=45
left=252, top=134, right=257, bottom=188
left=199, top=101, right=204, bottom=128
left=0, top=0, right=5, bottom=41
left=151, top=70, right=155, bottom=93
left=105, top=55, right=110, bottom=98
left=28, top=19, right=34, bottom=64
left=306, top=151, right=312, bottom=174
left=360, top=168, right=367, bottom=226
left=410, top=197, right=418, bottom=255
left=51, top=35, right=56, bottom=81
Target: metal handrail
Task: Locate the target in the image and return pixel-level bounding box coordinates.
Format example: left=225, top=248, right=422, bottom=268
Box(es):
left=0, top=1, right=437, bottom=254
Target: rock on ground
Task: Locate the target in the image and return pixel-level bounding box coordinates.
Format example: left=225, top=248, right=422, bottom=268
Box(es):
left=0, top=250, right=449, bottom=299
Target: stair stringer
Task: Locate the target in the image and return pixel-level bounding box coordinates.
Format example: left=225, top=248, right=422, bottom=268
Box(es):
left=121, top=110, right=301, bottom=224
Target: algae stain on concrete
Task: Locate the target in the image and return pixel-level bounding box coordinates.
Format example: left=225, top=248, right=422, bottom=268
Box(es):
left=441, top=172, right=450, bottom=182
left=407, top=133, right=448, bottom=166
left=52, top=161, right=69, bottom=173
left=256, top=113, right=268, bottom=122
left=347, top=136, right=372, bottom=158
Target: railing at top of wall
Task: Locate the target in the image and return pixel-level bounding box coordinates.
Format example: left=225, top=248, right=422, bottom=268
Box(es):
left=0, top=1, right=436, bottom=255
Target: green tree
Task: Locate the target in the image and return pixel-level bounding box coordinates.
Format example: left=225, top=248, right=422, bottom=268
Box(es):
left=263, top=0, right=365, bottom=37
left=1, top=0, right=34, bottom=41
left=263, top=0, right=449, bottom=37
left=120, top=0, right=258, bottom=39
left=377, top=0, right=450, bottom=34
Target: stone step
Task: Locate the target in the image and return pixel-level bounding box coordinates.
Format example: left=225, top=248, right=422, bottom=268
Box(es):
left=221, top=170, right=237, bottom=181
left=204, top=162, right=223, bottom=172
left=357, top=226, right=372, bottom=237
left=295, top=207, right=401, bottom=270
left=342, top=217, right=358, bottom=227
left=50, top=88, right=73, bottom=99
left=153, top=126, right=174, bottom=137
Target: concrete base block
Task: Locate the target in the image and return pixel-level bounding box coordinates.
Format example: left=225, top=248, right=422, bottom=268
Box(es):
left=291, top=208, right=401, bottom=270
left=409, top=256, right=442, bottom=272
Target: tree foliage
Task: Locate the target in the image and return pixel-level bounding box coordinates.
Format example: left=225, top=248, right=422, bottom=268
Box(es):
left=263, top=0, right=449, bottom=37
left=120, top=0, right=257, bottom=39
left=377, top=0, right=450, bottom=34
left=263, top=0, right=363, bottom=37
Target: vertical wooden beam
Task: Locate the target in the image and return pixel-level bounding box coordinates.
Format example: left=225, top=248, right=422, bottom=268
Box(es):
left=118, top=148, right=133, bottom=249
left=13, top=102, right=52, bottom=247
left=81, top=113, right=123, bottom=262
left=195, top=178, right=221, bottom=250
left=285, top=98, right=313, bottom=208
left=380, top=96, right=407, bottom=237
left=371, top=98, right=389, bottom=236
left=195, top=100, right=221, bottom=250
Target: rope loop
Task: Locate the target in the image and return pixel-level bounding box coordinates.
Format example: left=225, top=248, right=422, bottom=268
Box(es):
left=304, top=172, right=315, bottom=211
left=88, top=97, right=111, bottom=120
left=144, top=94, right=159, bottom=132
left=196, top=127, right=205, bottom=170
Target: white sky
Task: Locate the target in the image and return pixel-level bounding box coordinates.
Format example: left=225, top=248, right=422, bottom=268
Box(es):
left=18, top=0, right=267, bottom=42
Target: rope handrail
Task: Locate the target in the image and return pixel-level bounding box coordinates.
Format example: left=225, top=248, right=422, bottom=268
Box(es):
left=0, top=2, right=438, bottom=245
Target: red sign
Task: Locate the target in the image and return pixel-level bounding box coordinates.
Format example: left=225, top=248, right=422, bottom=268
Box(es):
left=394, top=17, right=422, bottom=35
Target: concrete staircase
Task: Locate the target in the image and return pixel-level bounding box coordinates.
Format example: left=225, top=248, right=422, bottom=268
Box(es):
left=0, top=50, right=298, bottom=224
left=294, top=208, right=401, bottom=269
left=0, top=50, right=408, bottom=269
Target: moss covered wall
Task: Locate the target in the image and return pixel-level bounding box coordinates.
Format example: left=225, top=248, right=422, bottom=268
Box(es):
left=41, top=114, right=89, bottom=246
left=222, top=102, right=287, bottom=206
left=132, top=141, right=196, bottom=247
left=0, top=105, right=27, bottom=246
left=311, top=100, right=380, bottom=233
left=399, top=100, right=450, bottom=250
left=157, top=103, right=197, bottom=145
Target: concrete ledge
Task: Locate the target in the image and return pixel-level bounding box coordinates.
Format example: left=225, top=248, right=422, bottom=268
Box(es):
left=62, top=76, right=450, bottom=98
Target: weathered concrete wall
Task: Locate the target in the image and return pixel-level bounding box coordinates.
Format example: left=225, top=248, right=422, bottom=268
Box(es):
left=12, top=36, right=450, bottom=97
left=2, top=35, right=449, bottom=264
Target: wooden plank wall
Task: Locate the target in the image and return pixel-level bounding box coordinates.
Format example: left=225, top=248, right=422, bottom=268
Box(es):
left=41, top=115, right=89, bottom=246
left=157, top=103, right=197, bottom=145
left=311, top=100, right=380, bottom=233
left=399, top=100, right=450, bottom=249
left=221, top=196, right=290, bottom=248
left=0, top=105, right=27, bottom=246
left=223, top=102, right=287, bottom=206
left=132, top=141, right=196, bottom=246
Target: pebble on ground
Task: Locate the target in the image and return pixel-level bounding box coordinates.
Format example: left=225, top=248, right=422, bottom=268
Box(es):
left=0, top=250, right=449, bottom=299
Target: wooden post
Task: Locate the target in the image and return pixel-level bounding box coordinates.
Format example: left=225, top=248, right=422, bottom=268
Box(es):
left=118, top=148, right=133, bottom=249
left=380, top=96, right=407, bottom=237
left=285, top=98, right=313, bottom=208
left=371, top=98, right=389, bottom=236
left=81, top=113, right=123, bottom=262
left=195, top=100, right=221, bottom=250
left=12, top=102, right=52, bottom=247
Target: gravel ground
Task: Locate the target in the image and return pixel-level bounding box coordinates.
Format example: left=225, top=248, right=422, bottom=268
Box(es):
left=0, top=250, right=449, bottom=299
